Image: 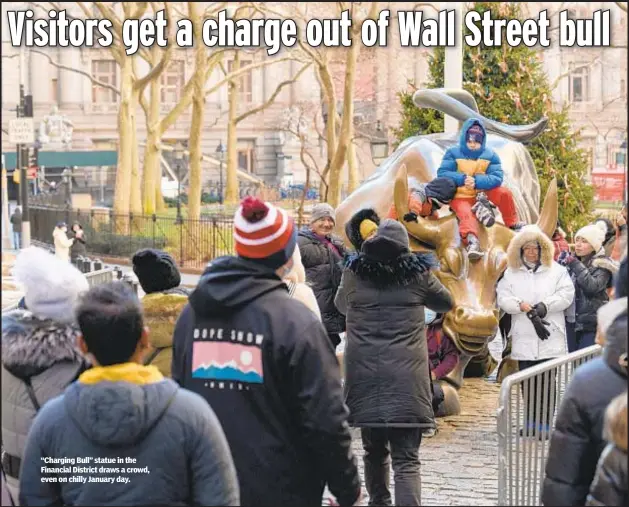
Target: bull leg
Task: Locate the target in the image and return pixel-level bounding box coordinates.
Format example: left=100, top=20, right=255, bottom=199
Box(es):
left=436, top=382, right=461, bottom=417
left=445, top=352, right=472, bottom=389
left=464, top=346, right=498, bottom=378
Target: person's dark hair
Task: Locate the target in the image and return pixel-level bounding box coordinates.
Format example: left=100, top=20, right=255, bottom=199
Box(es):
left=72, top=222, right=83, bottom=231
left=76, top=281, right=144, bottom=366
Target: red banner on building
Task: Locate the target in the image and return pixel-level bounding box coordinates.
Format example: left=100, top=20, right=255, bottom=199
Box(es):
left=591, top=169, right=627, bottom=202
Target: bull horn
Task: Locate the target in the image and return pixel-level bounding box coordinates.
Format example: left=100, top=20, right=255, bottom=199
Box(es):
left=437, top=88, right=480, bottom=113
left=536, top=178, right=558, bottom=238
left=413, top=89, right=548, bottom=144
left=394, top=164, right=439, bottom=246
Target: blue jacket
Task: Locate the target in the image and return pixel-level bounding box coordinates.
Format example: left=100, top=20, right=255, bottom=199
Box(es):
left=437, top=118, right=504, bottom=194
left=18, top=378, right=240, bottom=506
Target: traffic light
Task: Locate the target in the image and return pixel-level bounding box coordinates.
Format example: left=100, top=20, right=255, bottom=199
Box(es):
left=12, top=169, right=19, bottom=184
left=28, top=147, right=38, bottom=168
left=27, top=147, right=38, bottom=179
left=23, top=95, right=33, bottom=117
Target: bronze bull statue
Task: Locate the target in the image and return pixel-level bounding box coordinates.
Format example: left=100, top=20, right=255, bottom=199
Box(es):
left=335, top=89, right=558, bottom=416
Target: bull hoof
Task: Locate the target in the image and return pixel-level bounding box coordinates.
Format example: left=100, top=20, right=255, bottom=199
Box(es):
left=436, top=383, right=461, bottom=417
left=496, top=357, right=519, bottom=383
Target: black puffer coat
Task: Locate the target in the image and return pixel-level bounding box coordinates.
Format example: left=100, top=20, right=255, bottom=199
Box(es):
left=335, top=247, right=454, bottom=428
left=567, top=251, right=618, bottom=333
left=586, top=392, right=628, bottom=507
left=298, top=228, right=347, bottom=335
left=542, top=309, right=627, bottom=506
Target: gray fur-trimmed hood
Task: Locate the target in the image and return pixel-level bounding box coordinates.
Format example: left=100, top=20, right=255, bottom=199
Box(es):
left=507, top=224, right=554, bottom=270
left=1, top=309, right=87, bottom=379
left=590, top=249, right=620, bottom=275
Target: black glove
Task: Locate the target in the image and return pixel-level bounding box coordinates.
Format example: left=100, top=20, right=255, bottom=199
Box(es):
left=403, top=212, right=418, bottom=223
left=533, top=302, right=548, bottom=319
left=527, top=310, right=551, bottom=341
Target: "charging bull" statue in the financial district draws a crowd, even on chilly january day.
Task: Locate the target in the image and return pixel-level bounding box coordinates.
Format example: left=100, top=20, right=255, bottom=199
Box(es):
left=335, top=88, right=558, bottom=416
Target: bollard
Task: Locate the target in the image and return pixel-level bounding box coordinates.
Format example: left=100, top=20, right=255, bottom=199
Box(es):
left=93, top=259, right=103, bottom=271
left=114, top=267, right=123, bottom=280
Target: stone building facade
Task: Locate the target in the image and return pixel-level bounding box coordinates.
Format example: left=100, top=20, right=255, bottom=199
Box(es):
left=1, top=2, right=626, bottom=194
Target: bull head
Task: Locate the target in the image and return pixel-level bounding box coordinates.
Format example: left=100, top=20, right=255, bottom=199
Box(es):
left=393, top=164, right=558, bottom=386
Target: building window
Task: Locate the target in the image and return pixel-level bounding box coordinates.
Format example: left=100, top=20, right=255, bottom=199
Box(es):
left=91, top=60, right=117, bottom=103
left=237, top=147, right=254, bottom=173
left=227, top=59, right=253, bottom=104
left=51, top=78, right=58, bottom=104
left=160, top=60, right=185, bottom=103
left=569, top=65, right=589, bottom=103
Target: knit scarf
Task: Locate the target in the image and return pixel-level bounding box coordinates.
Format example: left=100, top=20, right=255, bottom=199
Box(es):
left=79, top=362, right=164, bottom=385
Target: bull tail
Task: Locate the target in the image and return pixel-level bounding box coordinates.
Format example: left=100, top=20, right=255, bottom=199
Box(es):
left=413, top=88, right=548, bottom=144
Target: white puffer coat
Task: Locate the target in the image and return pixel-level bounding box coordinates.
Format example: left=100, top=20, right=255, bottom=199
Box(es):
left=497, top=225, right=576, bottom=361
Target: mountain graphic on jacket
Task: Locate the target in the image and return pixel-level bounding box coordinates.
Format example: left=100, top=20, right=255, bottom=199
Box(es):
left=192, top=340, right=264, bottom=383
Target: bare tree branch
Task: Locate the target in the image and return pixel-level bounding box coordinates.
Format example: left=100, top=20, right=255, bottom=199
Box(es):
left=204, top=56, right=301, bottom=97
left=550, top=56, right=601, bottom=90
left=134, top=2, right=174, bottom=92
left=28, top=48, right=121, bottom=95
left=236, top=62, right=312, bottom=123
left=615, top=2, right=627, bottom=13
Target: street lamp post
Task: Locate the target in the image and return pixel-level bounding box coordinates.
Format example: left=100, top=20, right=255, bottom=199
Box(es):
left=216, top=141, right=226, bottom=205
left=444, top=1, right=464, bottom=134
left=370, top=120, right=389, bottom=165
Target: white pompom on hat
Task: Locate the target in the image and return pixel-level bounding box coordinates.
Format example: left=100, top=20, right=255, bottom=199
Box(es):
left=12, top=246, right=89, bottom=324
left=575, top=221, right=608, bottom=253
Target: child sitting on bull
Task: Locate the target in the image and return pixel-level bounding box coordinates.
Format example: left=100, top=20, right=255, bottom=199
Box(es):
left=437, top=118, right=524, bottom=259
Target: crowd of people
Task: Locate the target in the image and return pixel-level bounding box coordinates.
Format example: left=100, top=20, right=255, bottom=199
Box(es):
left=2, top=188, right=625, bottom=506
left=1, top=116, right=626, bottom=506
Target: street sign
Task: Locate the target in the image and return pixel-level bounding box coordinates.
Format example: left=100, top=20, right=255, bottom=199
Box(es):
left=9, top=118, right=35, bottom=144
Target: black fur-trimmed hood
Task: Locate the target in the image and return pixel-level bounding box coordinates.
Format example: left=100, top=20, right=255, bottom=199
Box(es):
left=344, top=252, right=437, bottom=288
left=345, top=208, right=381, bottom=251
left=1, top=309, right=86, bottom=379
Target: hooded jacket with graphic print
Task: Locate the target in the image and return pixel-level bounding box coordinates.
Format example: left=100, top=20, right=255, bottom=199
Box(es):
left=437, top=118, right=504, bottom=199
left=171, top=255, right=360, bottom=507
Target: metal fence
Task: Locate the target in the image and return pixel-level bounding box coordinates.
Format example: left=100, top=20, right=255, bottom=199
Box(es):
left=29, top=206, right=237, bottom=269
left=1, top=267, right=117, bottom=314
left=497, top=345, right=603, bottom=506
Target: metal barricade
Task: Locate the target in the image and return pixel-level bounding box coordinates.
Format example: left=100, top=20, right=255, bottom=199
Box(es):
left=497, top=345, right=603, bottom=506
left=1, top=267, right=117, bottom=315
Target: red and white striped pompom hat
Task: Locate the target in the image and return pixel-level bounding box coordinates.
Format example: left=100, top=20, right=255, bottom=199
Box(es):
left=233, top=196, right=297, bottom=269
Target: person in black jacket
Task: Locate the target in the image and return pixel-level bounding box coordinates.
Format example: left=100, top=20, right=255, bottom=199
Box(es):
left=172, top=196, right=361, bottom=507
left=335, top=219, right=454, bottom=506
left=69, top=222, right=87, bottom=265
left=586, top=391, right=628, bottom=507
left=298, top=203, right=348, bottom=348
left=558, top=221, right=619, bottom=351
left=542, top=257, right=627, bottom=506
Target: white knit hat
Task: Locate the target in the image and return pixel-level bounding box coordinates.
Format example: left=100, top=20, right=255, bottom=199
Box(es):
left=12, top=247, right=89, bottom=324
left=575, top=221, right=608, bottom=253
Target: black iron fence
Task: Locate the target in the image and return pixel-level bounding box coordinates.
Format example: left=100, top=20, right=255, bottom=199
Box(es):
left=30, top=206, right=236, bottom=269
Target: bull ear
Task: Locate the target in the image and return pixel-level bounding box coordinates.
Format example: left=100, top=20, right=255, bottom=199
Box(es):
left=537, top=178, right=558, bottom=239
left=394, top=164, right=411, bottom=216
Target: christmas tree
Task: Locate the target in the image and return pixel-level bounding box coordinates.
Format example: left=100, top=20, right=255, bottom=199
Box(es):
left=393, top=2, right=595, bottom=233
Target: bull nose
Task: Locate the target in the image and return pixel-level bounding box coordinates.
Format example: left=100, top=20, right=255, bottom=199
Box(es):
left=451, top=306, right=499, bottom=329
